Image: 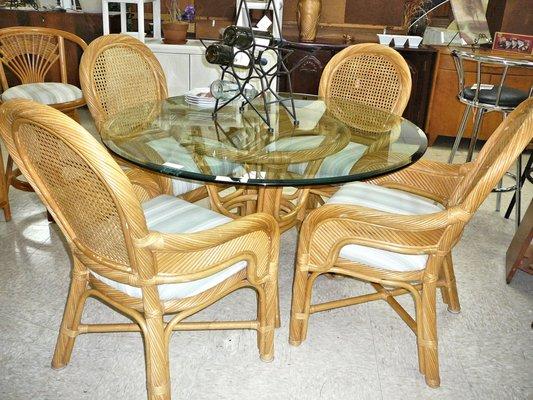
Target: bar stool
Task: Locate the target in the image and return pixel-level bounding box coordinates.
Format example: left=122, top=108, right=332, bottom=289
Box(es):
left=448, top=50, right=533, bottom=227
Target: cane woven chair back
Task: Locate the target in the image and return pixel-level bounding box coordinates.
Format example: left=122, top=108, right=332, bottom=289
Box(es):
left=79, top=34, right=167, bottom=131
left=449, top=98, right=533, bottom=212
left=318, top=43, right=412, bottom=118
left=0, top=99, right=150, bottom=273
left=0, top=26, right=87, bottom=90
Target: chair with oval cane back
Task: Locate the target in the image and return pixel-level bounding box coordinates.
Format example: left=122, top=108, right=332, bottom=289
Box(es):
left=79, top=34, right=207, bottom=203
left=310, top=43, right=412, bottom=202
left=0, top=26, right=88, bottom=218
left=0, top=99, right=280, bottom=400
left=289, top=98, right=533, bottom=388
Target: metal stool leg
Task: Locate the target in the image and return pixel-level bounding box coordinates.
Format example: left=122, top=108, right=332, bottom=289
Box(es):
left=505, top=152, right=533, bottom=219
left=515, top=154, right=522, bottom=228
left=466, top=108, right=485, bottom=162
left=449, top=104, right=472, bottom=163
left=495, top=179, right=503, bottom=212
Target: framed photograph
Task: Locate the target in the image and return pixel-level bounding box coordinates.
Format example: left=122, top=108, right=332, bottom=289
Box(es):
left=450, top=0, right=492, bottom=45
left=492, top=32, right=533, bottom=55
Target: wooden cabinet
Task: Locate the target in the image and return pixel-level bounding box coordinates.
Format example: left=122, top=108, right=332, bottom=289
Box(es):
left=425, top=46, right=533, bottom=145
left=278, top=39, right=437, bottom=130
left=0, top=9, right=120, bottom=87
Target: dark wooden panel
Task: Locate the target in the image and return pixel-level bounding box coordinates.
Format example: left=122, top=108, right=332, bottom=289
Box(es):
left=279, top=40, right=436, bottom=130
left=195, top=0, right=235, bottom=19
left=345, top=0, right=405, bottom=26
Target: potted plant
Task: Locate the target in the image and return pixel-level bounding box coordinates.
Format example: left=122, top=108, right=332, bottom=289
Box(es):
left=162, top=3, right=195, bottom=44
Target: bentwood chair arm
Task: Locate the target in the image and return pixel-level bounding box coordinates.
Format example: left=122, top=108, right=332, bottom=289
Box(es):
left=367, top=159, right=472, bottom=205
left=124, top=167, right=173, bottom=202
left=135, top=212, right=280, bottom=283
left=299, top=204, right=470, bottom=264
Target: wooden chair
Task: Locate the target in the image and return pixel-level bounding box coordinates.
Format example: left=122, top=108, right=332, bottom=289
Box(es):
left=79, top=34, right=207, bottom=202
left=289, top=98, right=533, bottom=388
left=311, top=43, right=412, bottom=200
left=0, top=99, right=280, bottom=400
left=0, top=26, right=88, bottom=218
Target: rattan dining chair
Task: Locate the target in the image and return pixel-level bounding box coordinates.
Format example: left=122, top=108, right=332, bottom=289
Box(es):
left=0, top=99, right=280, bottom=400
left=79, top=33, right=206, bottom=202
left=290, top=98, right=533, bottom=388
left=0, top=26, right=88, bottom=218
left=311, top=43, right=412, bottom=200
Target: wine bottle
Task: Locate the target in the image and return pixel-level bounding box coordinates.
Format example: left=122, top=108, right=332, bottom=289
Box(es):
left=223, top=26, right=273, bottom=50
left=205, top=43, right=234, bottom=66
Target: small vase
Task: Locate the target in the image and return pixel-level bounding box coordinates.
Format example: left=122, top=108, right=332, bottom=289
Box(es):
left=162, top=22, right=189, bottom=44
left=297, top=0, right=322, bottom=43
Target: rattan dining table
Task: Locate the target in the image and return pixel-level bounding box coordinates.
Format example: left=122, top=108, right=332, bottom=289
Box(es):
left=101, top=93, right=427, bottom=231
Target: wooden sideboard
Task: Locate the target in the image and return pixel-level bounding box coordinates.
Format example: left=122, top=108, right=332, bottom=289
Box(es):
left=278, top=38, right=437, bottom=130
left=0, top=9, right=120, bottom=87
left=425, top=46, right=533, bottom=145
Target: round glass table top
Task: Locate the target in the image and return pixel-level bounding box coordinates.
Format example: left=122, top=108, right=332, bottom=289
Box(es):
left=101, top=94, right=427, bottom=186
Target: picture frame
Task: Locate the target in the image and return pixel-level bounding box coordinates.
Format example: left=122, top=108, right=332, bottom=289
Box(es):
left=492, top=32, right=533, bottom=55
left=450, top=0, right=491, bottom=45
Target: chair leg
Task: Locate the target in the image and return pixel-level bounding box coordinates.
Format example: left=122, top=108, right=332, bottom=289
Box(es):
left=448, top=104, right=472, bottom=163
left=142, top=313, right=171, bottom=400
left=442, top=253, right=460, bottom=313
left=515, top=154, right=522, bottom=229
left=420, top=272, right=440, bottom=388
left=289, top=268, right=314, bottom=346
left=51, top=258, right=89, bottom=369
left=0, top=148, right=11, bottom=222
left=257, top=280, right=276, bottom=362
left=466, top=108, right=485, bottom=162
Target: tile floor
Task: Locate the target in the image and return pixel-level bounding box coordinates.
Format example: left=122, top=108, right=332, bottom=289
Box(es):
left=0, top=109, right=532, bottom=399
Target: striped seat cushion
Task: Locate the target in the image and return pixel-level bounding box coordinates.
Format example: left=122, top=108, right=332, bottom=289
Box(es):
left=327, top=182, right=444, bottom=272
left=1, top=82, right=83, bottom=105
left=92, top=195, right=247, bottom=300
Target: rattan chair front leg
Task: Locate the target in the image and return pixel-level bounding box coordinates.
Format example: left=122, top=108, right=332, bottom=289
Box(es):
left=51, top=255, right=90, bottom=369
left=419, top=256, right=441, bottom=388
left=0, top=143, right=10, bottom=221
left=141, top=285, right=171, bottom=400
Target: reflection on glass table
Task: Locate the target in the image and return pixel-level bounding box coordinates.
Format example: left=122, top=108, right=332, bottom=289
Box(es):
left=102, top=94, right=427, bottom=231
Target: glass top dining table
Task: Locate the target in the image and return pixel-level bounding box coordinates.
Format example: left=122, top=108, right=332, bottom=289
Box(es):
left=101, top=93, right=427, bottom=231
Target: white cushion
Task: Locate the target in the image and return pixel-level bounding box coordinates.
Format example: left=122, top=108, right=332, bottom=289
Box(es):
left=92, top=195, right=246, bottom=300
left=327, top=182, right=444, bottom=272
left=1, top=82, right=83, bottom=105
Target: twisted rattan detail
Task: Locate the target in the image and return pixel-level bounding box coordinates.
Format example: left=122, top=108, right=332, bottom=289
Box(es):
left=0, top=99, right=280, bottom=400
left=290, top=98, right=533, bottom=388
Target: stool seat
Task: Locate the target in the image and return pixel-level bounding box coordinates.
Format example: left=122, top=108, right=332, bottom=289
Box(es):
left=461, top=86, right=529, bottom=108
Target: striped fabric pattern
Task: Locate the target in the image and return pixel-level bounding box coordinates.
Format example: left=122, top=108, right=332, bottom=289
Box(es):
left=328, top=182, right=444, bottom=271
left=92, top=195, right=246, bottom=300
left=266, top=136, right=368, bottom=177
left=1, top=83, right=83, bottom=105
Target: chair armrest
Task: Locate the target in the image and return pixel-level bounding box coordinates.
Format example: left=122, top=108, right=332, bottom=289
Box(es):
left=125, top=167, right=173, bottom=202
left=135, top=212, right=280, bottom=285
left=367, top=159, right=470, bottom=205
left=298, top=203, right=469, bottom=270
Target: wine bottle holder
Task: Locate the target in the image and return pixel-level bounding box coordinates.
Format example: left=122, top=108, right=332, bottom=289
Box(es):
left=200, top=0, right=299, bottom=131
